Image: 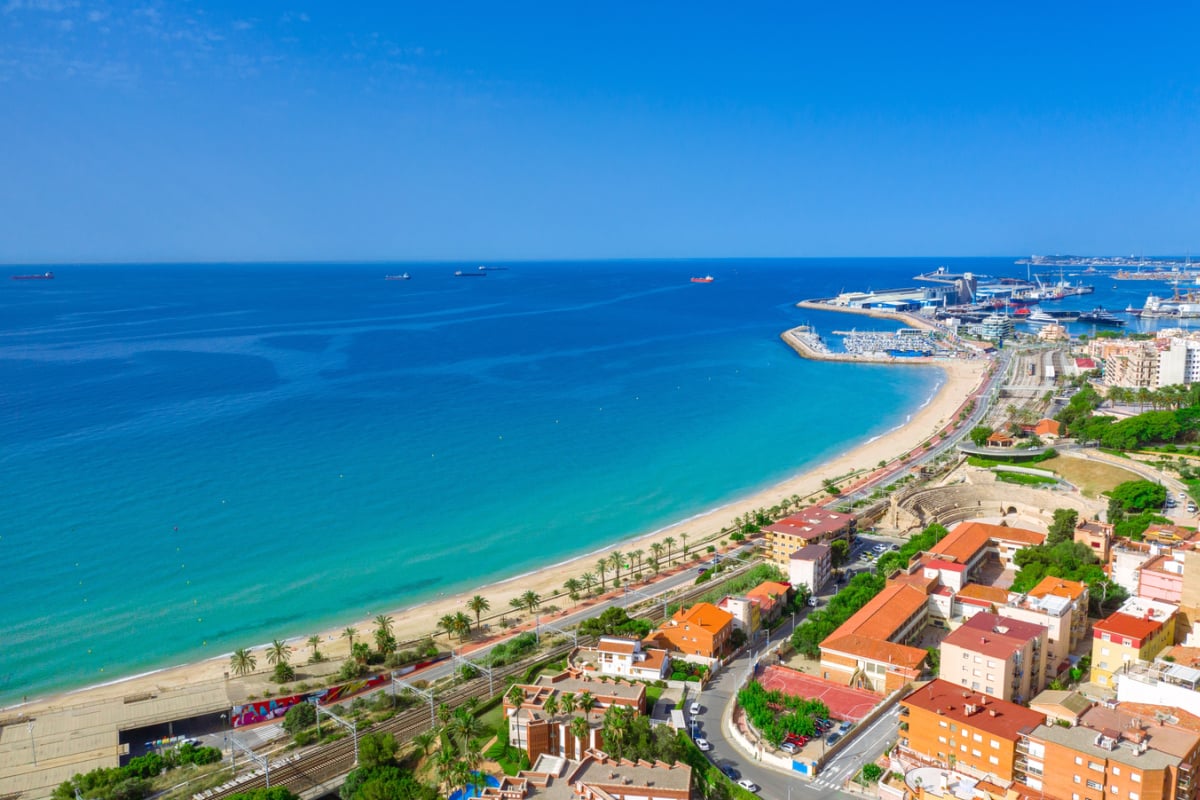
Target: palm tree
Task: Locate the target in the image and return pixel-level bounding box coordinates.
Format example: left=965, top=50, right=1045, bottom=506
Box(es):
left=466, top=595, right=490, bottom=632
left=352, top=642, right=370, bottom=664
left=680, top=532, right=690, bottom=558
left=508, top=596, right=526, bottom=616
left=521, top=589, right=541, bottom=615
left=576, top=690, right=596, bottom=719
left=650, top=542, right=665, bottom=563
left=647, top=556, right=660, bottom=576
left=266, top=638, right=292, bottom=666
left=559, top=691, right=575, bottom=718
left=542, top=694, right=559, bottom=722
left=581, top=571, right=597, bottom=595
left=453, top=611, right=473, bottom=641
left=374, top=614, right=396, bottom=655
left=564, top=577, right=583, bottom=602
left=342, top=626, right=358, bottom=653
left=595, top=558, right=608, bottom=592
left=663, top=536, right=676, bottom=563
left=230, top=647, right=256, bottom=677
left=412, top=731, right=436, bottom=761
left=439, top=613, right=459, bottom=641
left=630, top=549, right=644, bottom=572
left=607, top=551, right=623, bottom=584
left=445, top=707, right=486, bottom=758
left=569, top=715, right=590, bottom=757
left=507, top=684, right=526, bottom=709
left=307, top=635, right=322, bottom=661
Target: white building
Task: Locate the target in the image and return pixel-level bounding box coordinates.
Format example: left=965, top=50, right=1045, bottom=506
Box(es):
left=594, top=637, right=670, bottom=680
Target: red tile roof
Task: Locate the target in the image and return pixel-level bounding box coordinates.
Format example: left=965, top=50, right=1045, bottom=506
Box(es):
left=1027, top=576, right=1087, bottom=602
left=765, top=507, right=854, bottom=540
left=943, top=612, right=1046, bottom=659
left=1094, top=611, right=1165, bottom=642
left=821, top=634, right=928, bottom=670
left=902, top=679, right=1045, bottom=741
left=828, top=583, right=929, bottom=643
left=956, top=583, right=1011, bottom=606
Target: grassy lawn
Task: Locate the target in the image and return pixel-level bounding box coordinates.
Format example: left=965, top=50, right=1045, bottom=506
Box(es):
left=1038, top=455, right=1143, bottom=498
left=645, top=684, right=664, bottom=709
left=995, top=471, right=1058, bottom=486
left=477, top=701, right=507, bottom=739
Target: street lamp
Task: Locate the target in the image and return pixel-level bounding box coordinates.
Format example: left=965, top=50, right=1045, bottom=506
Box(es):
left=219, top=713, right=228, bottom=763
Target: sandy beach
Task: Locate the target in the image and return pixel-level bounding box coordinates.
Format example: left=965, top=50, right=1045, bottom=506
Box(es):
left=3, top=350, right=988, bottom=728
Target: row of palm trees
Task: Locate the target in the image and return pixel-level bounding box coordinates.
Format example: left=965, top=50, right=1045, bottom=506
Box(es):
left=230, top=613, right=401, bottom=677
left=1106, top=383, right=1200, bottom=412
left=407, top=701, right=490, bottom=797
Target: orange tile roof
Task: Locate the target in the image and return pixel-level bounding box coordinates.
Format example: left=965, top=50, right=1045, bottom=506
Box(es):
left=747, top=581, right=791, bottom=601
left=929, top=521, right=1045, bottom=564
left=675, top=601, right=734, bottom=633
left=956, top=583, right=1011, bottom=605
left=828, top=583, right=929, bottom=642
left=1027, top=576, right=1087, bottom=601
left=821, top=634, right=928, bottom=669
left=902, top=679, right=1045, bottom=740
left=598, top=638, right=638, bottom=654
left=1094, top=611, right=1165, bottom=641
left=1035, top=419, right=1062, bottom=436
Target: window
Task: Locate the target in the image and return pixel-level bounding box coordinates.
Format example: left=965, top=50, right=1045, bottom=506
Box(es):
left=974, top=733, right=982, bottom=742
left=940, top=721, right=948, bottom=728
left=961, top=744, right=967, bottom=752
left=939, top=736, right=947, bottom=744
left=1130, top=774, right=1140, bottom=783
left=989, top=756, right=999, bottom=765
left=1087, top=781, right=1102, bottom=790
left=1074, top=776, right=1082, bottom=784
left=988, top=660, right=997, bottom=668
left=1090, top=762, right=1103, bottom=771
left=991, top=740, right=1000, bottom=749
left=1123, top=638, right=1132, bottom=646
left=1101, top=647, right=1111, bottom=656
left=1102, top=632, right=1111, bottom=641
left=972, top=749, right=982, bottom=757
left=962, top=652, right=969, bottom=659
left=1110, top=788, right=1118, bottom=795
left=1130, top=793, right=1138, bottom=800
left=973, top=669, right=982, bottom=676
left=1111, top=768, right=1119, bottom=776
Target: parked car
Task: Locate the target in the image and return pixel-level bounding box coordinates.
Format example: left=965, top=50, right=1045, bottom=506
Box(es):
left=722, top=766, right=741, bottom=781
left=826, top=732, right=841, bottom=746
left=690, top=701, right=702, bottom=715
left=695, top=737, right=712, bottom=751
left=808, top=596, right=819, bottom=607
left=839, top=720, right=853, bottom=733
left=781, top=741, right=798, bottom=754
left=737, top=780, right=760, bottom=793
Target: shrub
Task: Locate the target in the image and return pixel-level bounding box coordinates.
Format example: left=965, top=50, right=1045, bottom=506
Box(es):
left=283, top=701, right=317, bottom=734
left=272, top=662, right=296, bottom=683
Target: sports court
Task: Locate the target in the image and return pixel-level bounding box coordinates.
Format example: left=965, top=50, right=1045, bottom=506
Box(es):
left=758, top=665, right=881, bottom=722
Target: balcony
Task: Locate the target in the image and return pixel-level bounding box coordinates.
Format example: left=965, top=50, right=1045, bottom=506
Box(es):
left=1016, top=740, right=1031, bottom=755
left=899, top=706, right=910, bottom=717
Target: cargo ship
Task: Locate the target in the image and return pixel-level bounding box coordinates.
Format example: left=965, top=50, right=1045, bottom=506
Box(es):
left=1078, top=307, right=1126, bottom=326
left=384, top=273, right=411, bottom=281
left=11, top=271, right=54, bottom=280
left=455, top=270, right=485, bottom=277
left=690, top=275, right=714, bottom=283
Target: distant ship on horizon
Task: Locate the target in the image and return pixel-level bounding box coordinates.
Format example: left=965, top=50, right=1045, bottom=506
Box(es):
left=384, top=273, right=411, bottom=281
left=690, top=275, right=714, bottom=283
left=11, top=271, right=54, bottom=280
left=455, top=270, right=486, bottom=277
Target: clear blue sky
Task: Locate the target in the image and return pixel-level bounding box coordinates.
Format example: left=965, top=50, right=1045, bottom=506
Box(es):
left=2, top=2, right=1198, bottom=262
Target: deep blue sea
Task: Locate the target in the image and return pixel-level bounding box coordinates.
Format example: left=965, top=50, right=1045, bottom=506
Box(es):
left=0, top=257, right=1177, bottom=703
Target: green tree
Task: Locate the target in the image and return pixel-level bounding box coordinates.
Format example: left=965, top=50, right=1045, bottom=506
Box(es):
left=342, top=626, right=358, bottom=653
left=358, top=732, right=399, bottom=770
left=663, top=536, right=676, bottom=563
left=282, top=702, right=316, bottom=735
left=466, top=595, right=490, bottom=632
left=608, top=550, right=624, bottom=584
left=374, top=615, right=397, bottom=656
left=830, top=539, right=850, bottom=567
left=307, top=635, right=322, bottom=662
left=1107, top=480, right=1167, bottom=520
left=266, top=639, right=293, bottom=667
left=969, top=425, right=994, bottom=447
left=595, top=557, right=609, bottom=591
left=520, top=590, right=541, bottom=615
left=228, top=789, right=300, bottom=800
left=230, top=647, right=257, bottom=677
left=452, top=611, right=473, bottom=641
left=1047, top=508, right=1079, bottom=546
left=564, top=577, right=583, bottom=602
left=580, top=571, right=597, bottom=595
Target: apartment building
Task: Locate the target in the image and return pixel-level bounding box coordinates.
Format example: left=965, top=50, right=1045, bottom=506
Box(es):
left=898, top=678, right=1046, bottom=782
left=1016, top=703, right=1200, bottom=800
left=481, top=750, right=693, bottom=800
left=764, top=507, right=855, bottom=564
left=1000, top=576, right=1090, bottom=683
left=789, top=543, right=832, bottom=593
left=506, top=671, right=646, bottom=763
left=1091, top=598, right=1179, bottom=689
left=940, top=612, right=1049, bottom=703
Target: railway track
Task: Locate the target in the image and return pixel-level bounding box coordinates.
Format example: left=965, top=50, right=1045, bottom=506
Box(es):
left=199, top=562, right=758, bottom=799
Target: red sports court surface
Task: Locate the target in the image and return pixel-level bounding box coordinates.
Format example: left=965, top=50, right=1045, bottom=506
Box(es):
left=758, top=665, right=880, bottom=722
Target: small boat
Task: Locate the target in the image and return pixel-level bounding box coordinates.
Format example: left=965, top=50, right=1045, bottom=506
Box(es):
left=478, top=265, right=507, bottom=271
left=690, top=275, right=714, bottom=283
left=1024, top=309, right=1055, bottom=325
left=11, top=271, right=54, bottom=280
left=455, top=270, right=486, bottom=277
left=384, top=273, right=411, bottom=281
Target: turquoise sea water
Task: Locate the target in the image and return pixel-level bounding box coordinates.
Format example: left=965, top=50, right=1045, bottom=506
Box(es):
left=1, top=258, right=1003, bottom=703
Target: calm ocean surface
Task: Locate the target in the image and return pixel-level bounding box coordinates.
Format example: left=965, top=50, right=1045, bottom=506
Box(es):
left=0, top=257, right=1172, bottom=703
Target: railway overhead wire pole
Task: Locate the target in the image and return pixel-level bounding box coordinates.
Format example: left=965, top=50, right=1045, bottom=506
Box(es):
left=314, top=703, right=359, bottom=766
left=534, top=618, right=580, bottom=649
left=622, top=584, right=669, bottom=622
left=451, top=650, right=497, bottom=697
left=229, top=735, right=270, bottom=788
left=392, top=674, right=436, bottom=727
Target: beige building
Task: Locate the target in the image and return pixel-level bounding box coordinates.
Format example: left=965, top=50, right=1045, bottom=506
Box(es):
left=789, top=543, right=832, bottom=593
left=940, top=612, right=1048, bottom=703
left=764, top=507, right=855, bottom=565
left=999, top=576, right=1090, bottom=683
left=1090, top=597, right=1179, bottom=688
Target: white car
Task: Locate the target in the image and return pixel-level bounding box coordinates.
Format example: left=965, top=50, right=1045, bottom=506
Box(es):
left=695, top=737, right=712, bottom=751
left=737, top=779, right=760, bottom=793
left=690, top=701, right=702, bottom=715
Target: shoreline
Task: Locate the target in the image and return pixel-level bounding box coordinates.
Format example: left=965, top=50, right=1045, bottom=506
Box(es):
left=3, top=348, right=989, bottom=726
